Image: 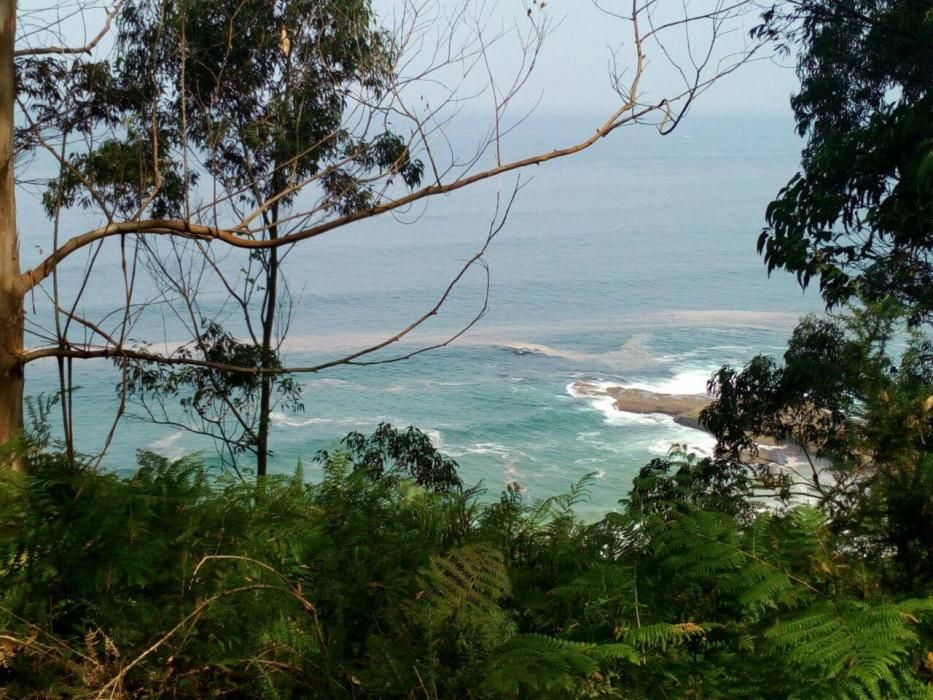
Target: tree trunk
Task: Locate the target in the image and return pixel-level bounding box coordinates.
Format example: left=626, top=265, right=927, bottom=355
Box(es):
left=256, top=206, right=279, bottom=478
left=0, top=0, right=24, bottom=470
left=256, top=371, right=271, bottom=477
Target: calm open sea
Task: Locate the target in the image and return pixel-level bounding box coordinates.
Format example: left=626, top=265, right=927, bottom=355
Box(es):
left=20, top=112, right=820, bottom=515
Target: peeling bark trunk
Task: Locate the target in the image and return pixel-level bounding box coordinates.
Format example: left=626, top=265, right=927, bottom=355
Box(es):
left=0, top=0, right=24, bottom=469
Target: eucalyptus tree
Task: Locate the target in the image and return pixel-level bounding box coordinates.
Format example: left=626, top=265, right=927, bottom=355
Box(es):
left=114, top=0, right=426, bottom=475
left=2, top=0, right=765, bottom=474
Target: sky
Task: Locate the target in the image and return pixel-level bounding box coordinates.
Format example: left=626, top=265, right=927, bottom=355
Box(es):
left=529, top=2, right=798, bottom=115
left=374, top=0, right=800, bottom=118
left=16, top=0, right=800, bottom=121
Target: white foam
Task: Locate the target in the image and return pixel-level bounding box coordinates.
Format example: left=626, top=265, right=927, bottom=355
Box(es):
left=644, top=415, right=717, bottom=456
left=464, top=442, right=513, bottom=457
left=269, top=412, right=387, bottom=428
left=270, top=413, right=336, bottom=427
left=573, top=456, right=605, bottom=465
left=647, top=432, right=716, bottom=457
left=574, top=431, right=626, bottom=455
left=625, top=367, right=714, bottom=396
left=148, top=431, right=187, bottom=459
left=424, top=429, right=443, bottom=448
left=447, top=441, right=527, bottom=482
left=569, top=383, right=670, bottom=428
left=303, top=377, right=354, bottom=389
left=567, top=377, right=717, bottom=458
left=608, top=409, right=675, bottom=428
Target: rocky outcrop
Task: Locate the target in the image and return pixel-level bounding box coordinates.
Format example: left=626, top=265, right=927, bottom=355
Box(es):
left=570, top=381, right=709, bottom=430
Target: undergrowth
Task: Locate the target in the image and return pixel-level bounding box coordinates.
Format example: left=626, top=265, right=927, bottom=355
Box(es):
left=0, top=427, right=929, bottom=698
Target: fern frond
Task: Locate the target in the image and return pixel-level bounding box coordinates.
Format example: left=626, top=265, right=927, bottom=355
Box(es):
left=419, top=543, right=510, bottom=616
left=766, top=599, right=928, bottom=699
left=484, top=633, right=639, bottom=697
left=622, top=622, right=709, bottom=650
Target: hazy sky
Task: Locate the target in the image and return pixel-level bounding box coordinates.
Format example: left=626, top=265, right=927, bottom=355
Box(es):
left=524, top=2, right=798, bottom=115
left=17, top=0, right=800, bottom=120
left=375, top=0, right=800, bottom=118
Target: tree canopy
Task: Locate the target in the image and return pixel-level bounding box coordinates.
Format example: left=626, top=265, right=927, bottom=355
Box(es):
left=18, top=0, right=426, bottom=475
left=700, top=0, right=933, bottom=595
left=755, top=0, right=933, bottom=322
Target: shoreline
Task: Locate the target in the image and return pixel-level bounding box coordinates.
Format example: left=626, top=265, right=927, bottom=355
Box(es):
left=568, top=380, right=825, bottom=473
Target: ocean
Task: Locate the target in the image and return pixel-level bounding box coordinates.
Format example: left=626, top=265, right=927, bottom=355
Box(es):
left=20, top=112, right=821, bottom=516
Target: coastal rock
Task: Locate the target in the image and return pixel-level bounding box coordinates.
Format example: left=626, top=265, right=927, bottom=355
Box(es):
left=570, top=381, right=709, bottom=430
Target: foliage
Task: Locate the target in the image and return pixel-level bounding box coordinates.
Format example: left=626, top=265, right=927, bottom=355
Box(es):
left=19, top=0, right=422, bottom=217
left=0, top=419, right=929, bottom=698
left=121, top=321, right=304, bottom=475
left=320, top=421, right=462, bottom=492
left=624, top=445, right=758, bottom=522
left=5, top=1, right=931, bottom=696
left=700, top=303, right=933, bottom=588
left=753, top=0, right=933, bottom=322
left=11, top=5, right=933, bottom=680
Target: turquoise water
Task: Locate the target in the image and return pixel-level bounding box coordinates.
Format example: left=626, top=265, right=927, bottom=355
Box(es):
left=21, top=113, right=820, bottom=514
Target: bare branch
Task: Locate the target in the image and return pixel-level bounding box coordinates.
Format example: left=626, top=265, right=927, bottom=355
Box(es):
left=15, top=1, right=124, bottom=57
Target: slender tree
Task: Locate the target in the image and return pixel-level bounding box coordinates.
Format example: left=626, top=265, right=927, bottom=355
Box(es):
left=0, top=0, right=21, bottom=469
left=104, top=0, right=424, bottom=475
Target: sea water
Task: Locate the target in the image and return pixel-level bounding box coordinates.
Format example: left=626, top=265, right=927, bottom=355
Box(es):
left=19, top=112, right=820, bottom=515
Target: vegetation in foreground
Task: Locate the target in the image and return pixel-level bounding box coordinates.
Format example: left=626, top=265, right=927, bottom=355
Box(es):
left=1, top=322, right=930, bottom=699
